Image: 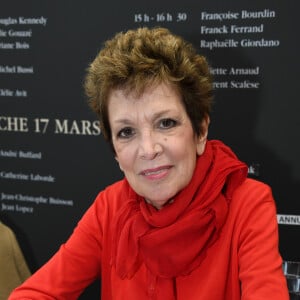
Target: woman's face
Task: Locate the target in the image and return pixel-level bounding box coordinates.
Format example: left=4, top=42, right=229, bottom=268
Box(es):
left=108, top=83, right=208, bottom=209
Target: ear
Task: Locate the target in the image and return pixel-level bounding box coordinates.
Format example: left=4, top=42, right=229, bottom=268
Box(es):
left=196, top=115, right=210, bottom=155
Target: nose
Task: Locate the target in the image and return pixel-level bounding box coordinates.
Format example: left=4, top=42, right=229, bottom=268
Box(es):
left=138, top=131, right=162, bottom=160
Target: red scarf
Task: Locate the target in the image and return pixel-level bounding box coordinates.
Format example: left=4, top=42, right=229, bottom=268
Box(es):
left=111, top=140, right=248, bottom=298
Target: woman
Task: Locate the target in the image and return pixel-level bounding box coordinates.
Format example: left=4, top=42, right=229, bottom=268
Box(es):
left=9, top=27, right=288, bottom=299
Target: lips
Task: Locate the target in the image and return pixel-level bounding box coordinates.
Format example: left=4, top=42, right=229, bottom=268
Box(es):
left=140, top=165, right=172, bottom=180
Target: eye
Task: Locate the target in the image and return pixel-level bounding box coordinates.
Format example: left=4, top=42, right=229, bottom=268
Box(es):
left=117, top=127, right=135, bottom=139
left=159, top=118, right=177, bottom=129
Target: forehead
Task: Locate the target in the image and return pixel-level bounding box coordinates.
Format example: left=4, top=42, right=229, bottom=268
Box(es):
left=108, top=83, right=183, bottom=109
left=107, top=84, right=186, bottom=126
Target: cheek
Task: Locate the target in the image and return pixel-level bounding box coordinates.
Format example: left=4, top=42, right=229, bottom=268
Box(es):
left=168, top=141, right=195, bottom=166
left=114, top=146, right=135, bottom=171
left=174, top=133, right=198, bottom=156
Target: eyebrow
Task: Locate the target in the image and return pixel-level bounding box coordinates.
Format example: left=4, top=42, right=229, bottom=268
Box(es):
left=112, top=109, right=175, bottom=125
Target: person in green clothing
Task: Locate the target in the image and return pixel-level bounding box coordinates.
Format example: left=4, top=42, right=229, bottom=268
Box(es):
left=0, top=221, right=31, bottom=300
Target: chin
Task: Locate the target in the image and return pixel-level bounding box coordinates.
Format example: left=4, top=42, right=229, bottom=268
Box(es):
left=145, top=196, right=174, bottom=210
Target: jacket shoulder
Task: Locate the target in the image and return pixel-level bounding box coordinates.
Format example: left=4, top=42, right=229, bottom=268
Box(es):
left=233, top=178, right=273, bottom=202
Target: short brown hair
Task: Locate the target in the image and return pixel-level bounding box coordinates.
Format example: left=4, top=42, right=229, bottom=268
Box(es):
left=84, top=27, right=213, bottom=144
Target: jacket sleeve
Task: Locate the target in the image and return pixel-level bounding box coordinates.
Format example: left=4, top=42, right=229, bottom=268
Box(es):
left=8, top=197, right=104, bottom=300
left=236, top=180, right=289, bottom=300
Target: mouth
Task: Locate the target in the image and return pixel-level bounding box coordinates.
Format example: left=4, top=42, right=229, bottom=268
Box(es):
left=140, top=165, right=172, bottom=180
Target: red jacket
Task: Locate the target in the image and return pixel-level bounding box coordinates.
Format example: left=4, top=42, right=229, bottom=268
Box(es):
left=9, top=178, right=289, bottom=299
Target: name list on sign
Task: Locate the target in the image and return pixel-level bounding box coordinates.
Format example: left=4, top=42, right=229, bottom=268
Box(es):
left=199, top=9, right=279, bottom=50
left=0, top=16, right=48, bottom=99
left=200, top=8, right=280, bottom=90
